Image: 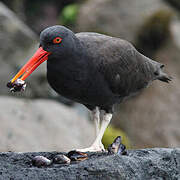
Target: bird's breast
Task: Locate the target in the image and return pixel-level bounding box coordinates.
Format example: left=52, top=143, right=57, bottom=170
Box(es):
left=47, top=66, right=116, bottom=107
left=47, top=67, right=85, bottom=99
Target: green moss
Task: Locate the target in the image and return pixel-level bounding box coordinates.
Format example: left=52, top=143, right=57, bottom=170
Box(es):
left=102, top=125, right=131, bottom=149
left=59, top=4, right=79, bottom=26
left=136, top=10, right=173, bottom=56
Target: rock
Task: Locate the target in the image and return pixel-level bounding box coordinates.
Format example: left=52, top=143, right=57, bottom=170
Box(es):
left=135, top=9, right=173, bottom=57
left=0, top=96, right=94, bottom=152
left=171, top=18, right=180, bottom=49
left=0, top=148, right=179, bottom=179
left=0, top=2, right=52, bottom=98
left=113, top=37, right=180, bottom=148
left=76, top=0, right=173, bottom=43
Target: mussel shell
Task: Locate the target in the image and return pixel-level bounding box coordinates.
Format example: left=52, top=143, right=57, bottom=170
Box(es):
left=117, top=144, right=127, bottom=155
left=108, top=144, right=119, bottom=154
left=108, top=136, right=127, bottom=155
left=7, top=79, right=26, bottom=92
left=7, top=81, right=14, bottom=88
left=53, top=154, right=71, bottom=164
left=32, top=156, right=52, bottom=167
left=67, top=151, right=88, bottom=161
left=113, top=136, right=122, bottom=144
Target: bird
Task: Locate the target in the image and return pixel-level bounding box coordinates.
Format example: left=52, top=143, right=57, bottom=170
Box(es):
left=7, top=25, right=171, bottom=152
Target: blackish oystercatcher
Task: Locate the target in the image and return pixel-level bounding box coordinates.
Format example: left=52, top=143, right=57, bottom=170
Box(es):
left=7, top=25, right=171, bottom=152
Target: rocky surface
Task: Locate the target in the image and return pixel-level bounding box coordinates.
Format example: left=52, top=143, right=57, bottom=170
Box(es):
left=0, top=96, right=94, bottom=152
left=0, top=148, right=179, bottom=179
left=76, top=0, right=173, bottom=43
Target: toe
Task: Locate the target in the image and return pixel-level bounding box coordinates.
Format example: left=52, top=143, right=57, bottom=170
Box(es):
left=99, top=143, right=105, bottom=151
left=76, top=146, right=104, bottom=152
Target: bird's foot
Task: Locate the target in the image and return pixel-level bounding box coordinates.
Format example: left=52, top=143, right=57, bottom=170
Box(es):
left=76, top=144, right=105, bottom=152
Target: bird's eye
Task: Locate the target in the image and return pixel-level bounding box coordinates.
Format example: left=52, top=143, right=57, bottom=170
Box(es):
left=53, top=37, right=62, bottom=44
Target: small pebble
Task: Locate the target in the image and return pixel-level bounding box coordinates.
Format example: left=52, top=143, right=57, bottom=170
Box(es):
left=53, top=154, right=71, bottom=164
left=32, top=156, right=52, bottom=167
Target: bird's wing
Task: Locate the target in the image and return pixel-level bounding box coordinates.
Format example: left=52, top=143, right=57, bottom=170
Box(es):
left=76, top=32, right=161, bottom=96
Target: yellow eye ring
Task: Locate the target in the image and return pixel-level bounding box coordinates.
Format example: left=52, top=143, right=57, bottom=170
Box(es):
left=53, top=37, right=62, bottom=44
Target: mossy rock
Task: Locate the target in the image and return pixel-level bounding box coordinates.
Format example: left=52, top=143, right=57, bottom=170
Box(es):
left=136, top=9, right=174, bottom=56
left=102, top=125, right=131, bottom=149
left=59, top=4, right=79, bottom=27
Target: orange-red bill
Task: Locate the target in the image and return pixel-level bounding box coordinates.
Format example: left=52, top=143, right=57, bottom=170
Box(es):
left=11, top=47, right=51, bottom=83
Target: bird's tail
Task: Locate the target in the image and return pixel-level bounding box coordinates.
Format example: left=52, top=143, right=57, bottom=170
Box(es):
left=156, top=64, right=172, bottom=83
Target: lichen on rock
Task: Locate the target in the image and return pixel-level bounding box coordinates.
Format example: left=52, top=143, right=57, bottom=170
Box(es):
left=136, top=9, right=174, bottom=56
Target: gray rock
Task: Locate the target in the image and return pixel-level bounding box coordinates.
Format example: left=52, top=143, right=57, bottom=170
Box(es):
left=0, top=96, right=94, bottom=152
left=0, top=148, right=179, bottom=179
left=77, top=0, right=173, bottom=43
left=0, top=2, right=52, bottom=98
left=171, top=18, right=180, bottom=49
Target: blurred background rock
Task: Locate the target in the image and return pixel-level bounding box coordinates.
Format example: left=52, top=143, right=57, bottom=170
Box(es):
left=0, top=0, right=179, bottom=152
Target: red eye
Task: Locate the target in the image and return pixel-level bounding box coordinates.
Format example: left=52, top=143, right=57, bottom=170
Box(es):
left=53, top=37, right=62, bottom=44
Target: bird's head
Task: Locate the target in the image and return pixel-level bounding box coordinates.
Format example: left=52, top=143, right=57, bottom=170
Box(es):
left=9, top=25, right=76, bottom=83
left=40, top=25, right=77, bottom=58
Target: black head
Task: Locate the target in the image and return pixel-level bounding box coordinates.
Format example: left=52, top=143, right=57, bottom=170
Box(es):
left=40, top=25, right=77, bottom=58
left=8, top=26, right=79, bottom=83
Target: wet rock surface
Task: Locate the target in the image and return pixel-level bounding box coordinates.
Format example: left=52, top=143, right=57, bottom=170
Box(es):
left=0, top=148, right=179, bottom=180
